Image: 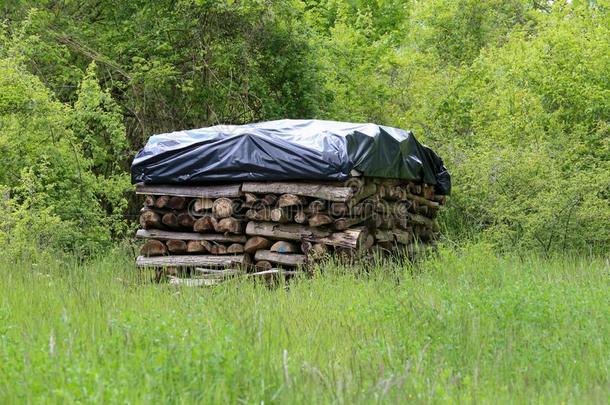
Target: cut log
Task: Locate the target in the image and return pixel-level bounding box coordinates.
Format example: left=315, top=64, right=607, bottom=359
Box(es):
left=167, top=196, right=187, bottom=210
left=154, top=195, right=171, bottom=209
left=245, top=208, right=272, bottom=221
left=177, top=213, right=195, bottom=228
left=166, top=239, right=187, bottom=254
left=242, top=182, right=354, bottom=202
left=333, top=215, right=370, bottom=231
left=255, top=260, right=273, bottom=271
left=186, top=240, right=207, bottom=253
left=162, top=213, right=179, bottom=229
left=193, top=215, right=217, bottom=233
left=308, top=213, right=333, bottom=227
left=293, top=209, right=308, bottom=224
left=243, top=193, right=258, bottom=207
left=308, top=199, right=327, bottom=213
left=139, top=210, right=162, bottom=229
left=308, top=227, right=369, bottom=249
left=136, top=184, right=242, bottom=198
left=136, top=255, right=249, bottom=268
left=270, top=208, right=293, bottom=223
left=374, top=229, right=393, bottom=243
left=278, top=194, right=308, bottom=208
left=254, top=250, right=306, bottom=266
left=214, top=217, right=244, bottom=234
left=433, top=194, right=447, bottom=205
left=348, top=182, right=377, bottom=206
left=140, top=239, right=167, bottom=256
left=244, top=236, right=272, bottom=254
left=260, top=194, right=278, bottom=206
left=246, top=221, right=331, bottom=241
left=144, top=195, right=156, bottom=207
left=404, top=193, right=440, bottom=209
left=227, top=243, right=244, bottom=254
left=330, top=202, right=349, bottom=216
left=208, top=244, right=227, bottom=255
left=378, top=215, right=395, bottom=230
left=136, top=229, right=247, bottom=243
left=193, top=197, right=214, bottom=212
left=270, top=241, right=299, bottom=253
left=212, top=198, right=234, bottom=218
left=393, top=229, right=412, bottom=244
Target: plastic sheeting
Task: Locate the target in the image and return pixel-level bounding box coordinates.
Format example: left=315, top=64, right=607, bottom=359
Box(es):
left=131, top=119, right=451, bottom=194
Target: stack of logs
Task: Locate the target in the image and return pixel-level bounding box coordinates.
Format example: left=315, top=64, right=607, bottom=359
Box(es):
left=135, top=178, right=446, bottom=281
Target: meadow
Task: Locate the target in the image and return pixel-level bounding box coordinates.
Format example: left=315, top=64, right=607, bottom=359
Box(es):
left=1, top=245, right=608, bottom=404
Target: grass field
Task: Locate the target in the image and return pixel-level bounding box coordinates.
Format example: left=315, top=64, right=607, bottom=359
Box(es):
left=0, top=244, right=608, bottom=404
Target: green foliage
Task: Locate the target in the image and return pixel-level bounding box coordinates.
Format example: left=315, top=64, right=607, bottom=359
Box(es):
left=1, top=0, right=609, bottom=255
left=0, top=247, right=608, bottom=402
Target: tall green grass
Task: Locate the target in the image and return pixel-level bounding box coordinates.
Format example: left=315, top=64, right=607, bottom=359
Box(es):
left=0, top=244, right=608, bottom=404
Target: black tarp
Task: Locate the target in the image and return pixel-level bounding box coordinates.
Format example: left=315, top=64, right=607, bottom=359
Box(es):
left=131, top=119, right=451, bottom=194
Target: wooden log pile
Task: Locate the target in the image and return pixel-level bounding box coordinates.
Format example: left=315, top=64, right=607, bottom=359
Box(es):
left=135, top=178, right=446, bottom=281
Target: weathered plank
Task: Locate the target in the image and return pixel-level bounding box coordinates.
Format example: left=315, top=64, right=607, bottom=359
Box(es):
left=136, top=184, right=241, bottom=198
left=254, top=250, right=306, bottom=266
left=136, top=229, right=246, bottom=243
left=245, top=221, right=331, bottom=241
left=242, top=182, right=353, bottom=202
left=136, top=254, right=248, bottom=268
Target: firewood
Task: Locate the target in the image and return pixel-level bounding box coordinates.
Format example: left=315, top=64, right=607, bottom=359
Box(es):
left=177, top=213, right=195, bottom=228
left=244, top=236, right=272, bottom=254
left=193, top=198, right=214, bottom=212
left=144, top=195, right=156, bottom=207
left=186, top=240, right=207, bottom=253
left=243, top=192, right=258, bottom=207
left=242, top=182, right=354, bottom=202
left=255, top=260, right=273, bottom=271
left=304, top=227, right=369, bottom=249
left=208, top=244, right=227, bottom=255
left=254, top=250, right=306, bottom=266
left=140, top=239, right=167, bottom=256
left=270, top=208, right=293, bottom=223
left=193, top=215, right=217, bottom=232
left=200, top=240, right=213, bottom=252
left=407, top=183, right=422, bottom=195
left=166, top=239, right=187, bottom=254
left=348, top=182, right=377, bottom=206
left=270, top=241, right=299, bottom=253
left=212, top=198, right=234, bottom=218
left=433, top=194, right=447, bottom=205
left=154, top=195, right=171, bottom=209
left=136, top=229, right=247, bottom=243
left=136, top=254, right=249, bottom=268
left=245, top=208, right=272, bottom=221
left=404, top=193, right=440, bottom=209
left=392, top=229, right=412, bottom=244
left=162, top=213, right=179, bottom=229
left=261, top=194, right=278, bottom=206
left=278, top=194, right=308, bottom=208
left=308, top=213, right=333, bottom=227
left=374, top=229, right=393, bottom=243
left=227, top=243, right=244, bottom=254
left=167, top=196, right=187, bottom=210
left=214, top=217, right=244, bottom=234
left=308, top=199, right=327, bottom=213
left=422, top=184, right=435, bottom=200
left=293, top=209, right=308, bottom=224
left=378, top=215, right=395, bottom=230
left=330, top=202, right=349, bottom=216
left=333, top=215, right=370, bottom=231
left=364, top=234, right=375, bottom=249
left=139, top=210, right=162, bottom=229
left=136, top=184, right=241, bottom=198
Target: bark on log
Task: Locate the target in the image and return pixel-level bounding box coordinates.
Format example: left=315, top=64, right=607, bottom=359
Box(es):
left=244, top=237, right=272, bottom=254
left=136, top=254, right=249, bottom=268
left=162, top=213, right=179, bottom=229
left=333, top=215, right=370, bottom=231
left=140, top=239, right=167, bottom=256
left=136, top=229, right=247, bottom=243
left=308, top=213, right=333, bottom=227
left=242, top=182, right=354, bottom=202
left=144, top=195, right=156, bottom=207
left=246, top=221, right=331, bottom=241
left=177, top=213, right=196, bottom=228
left=254, top=250, right=306, bottom=266
left=255, top=260, right=273, bottom=271
left=208, top=244, right=227, bottom=255
left=261, top=194, right=278, bottom=206
left=167, top=196, right=187, bottom=210
left=243, top=193, right=258, bottom=207
left=245, top=208, right=272, bottom=221
left=136, top=184, right=242, bottom=198
left=308, top=199, right=327, bottom=213
left=308, top=227, right=369, bottom=249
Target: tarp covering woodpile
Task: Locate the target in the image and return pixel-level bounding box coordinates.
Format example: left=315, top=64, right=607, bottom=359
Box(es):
left=131, top=119, right=451, bottom=284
